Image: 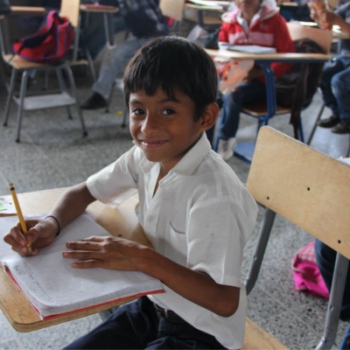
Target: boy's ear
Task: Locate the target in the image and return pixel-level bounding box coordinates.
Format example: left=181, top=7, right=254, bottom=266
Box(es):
left=199, top=102, right=219, bottom=131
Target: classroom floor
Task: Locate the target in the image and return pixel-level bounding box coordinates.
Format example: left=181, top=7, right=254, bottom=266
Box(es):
left=1, top=34, right=350, bottom=350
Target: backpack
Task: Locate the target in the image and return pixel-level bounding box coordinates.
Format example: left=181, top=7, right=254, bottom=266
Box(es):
left=292, top=241, right=330, bottom=299
left=275, top=39, right=325, bottom=139
left=12, top=10, right=74, bottom=64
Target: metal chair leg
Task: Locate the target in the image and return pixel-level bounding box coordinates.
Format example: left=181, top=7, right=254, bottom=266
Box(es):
left=3, top=68, right=17, bottom=126
left=307, top=103, right=325, bottom=145
left=56, top=68, right=72, bottom=119
left=245, top=208, right=276, bottom=295
left=15, top=71, right=29, bottom=143
left=85, top=48, right=96, bottom=82
left=105, top=81, right=115, bottom=113
left=64, top=66, right=88, bottom=137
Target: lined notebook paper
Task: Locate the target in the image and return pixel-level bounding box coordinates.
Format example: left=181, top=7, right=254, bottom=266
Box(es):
left=0, top=214, right=164, bottom=317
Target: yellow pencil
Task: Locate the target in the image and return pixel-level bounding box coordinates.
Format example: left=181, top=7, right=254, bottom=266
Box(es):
left=9, top=183, right=32, bottom=254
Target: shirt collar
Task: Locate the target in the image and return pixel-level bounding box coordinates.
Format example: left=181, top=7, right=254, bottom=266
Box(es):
left=237, top=8, right=263, bottom=33
left=138, top=132, right=211, bottom=176
left=170, top=132, right=211, bottom=176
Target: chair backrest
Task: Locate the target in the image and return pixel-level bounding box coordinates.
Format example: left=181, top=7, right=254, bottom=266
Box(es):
left=159, top=0, right=185, bottom=22
left=287, top=22, right=332, bottom=53
left=246, top=126, right=350, bottom=259
left=60, top=0, right=81, bottom=63
left=60, top=0, right=80, bottom=28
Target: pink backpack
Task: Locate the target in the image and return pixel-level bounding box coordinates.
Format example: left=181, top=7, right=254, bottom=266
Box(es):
left=292, top=241, right=329, bottom=299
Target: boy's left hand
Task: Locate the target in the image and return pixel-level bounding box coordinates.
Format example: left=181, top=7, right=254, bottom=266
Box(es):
left=63, top=236, right=144, bottom=270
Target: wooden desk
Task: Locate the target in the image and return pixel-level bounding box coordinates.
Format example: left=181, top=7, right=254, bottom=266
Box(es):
left=79, top=4, right=119, bottom=48
left=185, top=1, right=224, bottom=26
left=206, top=49, right=330, bottom=61
left=298, top=21, right=350, bottom=39
left=10, top=5, right=119, bottom=48
left=0, top=187, right=287, bottom=350
left=0, top=187, right=148, bottom=332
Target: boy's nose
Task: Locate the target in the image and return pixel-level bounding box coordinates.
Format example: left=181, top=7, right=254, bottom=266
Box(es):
left=141, top=114, right=160, bottom=134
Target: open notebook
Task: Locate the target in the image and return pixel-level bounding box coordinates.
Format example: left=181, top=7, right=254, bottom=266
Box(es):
left=0, top=214, right=164, bottom=318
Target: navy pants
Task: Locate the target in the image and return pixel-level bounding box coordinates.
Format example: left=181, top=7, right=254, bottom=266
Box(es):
left=64, top=296, right=227, bottom=349
left=320, top=56, right=350, bottom=123
left=315, top=240, right=350, bottom=350
left=217, top=81, right=266, bottom=140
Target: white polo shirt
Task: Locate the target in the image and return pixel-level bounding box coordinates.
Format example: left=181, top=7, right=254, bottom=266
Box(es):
left=86, top=133, right=258, bottom=349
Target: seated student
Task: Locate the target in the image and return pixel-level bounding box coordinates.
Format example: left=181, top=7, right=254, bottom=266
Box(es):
left=315, top=240, right=350, bottom=350
left=315, top=2, right=350, bottom=134
left=4, top=37, right=258, bottom=350
left=213, top=0, right=295, bottom=161
left=81, top=0, right=169, bottom=110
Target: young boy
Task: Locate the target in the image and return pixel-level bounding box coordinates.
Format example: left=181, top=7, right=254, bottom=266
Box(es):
left=213, top=0, right=295, bottom=161
left=4, top=37, right=258, bottom=350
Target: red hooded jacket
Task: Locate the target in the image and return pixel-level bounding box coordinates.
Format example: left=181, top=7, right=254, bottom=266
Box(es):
left=219, top=6, right=295, bottom=79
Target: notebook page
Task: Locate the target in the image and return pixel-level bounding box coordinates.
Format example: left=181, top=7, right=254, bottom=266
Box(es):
left=0, top=215, right=164, bottom=317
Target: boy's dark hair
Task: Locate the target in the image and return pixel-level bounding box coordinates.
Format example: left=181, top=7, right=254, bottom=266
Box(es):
left=124, top=36, right=218, bottom=121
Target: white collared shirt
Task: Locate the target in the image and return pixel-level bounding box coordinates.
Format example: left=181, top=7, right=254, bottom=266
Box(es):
left=237, top=8, right=263, bottom=34
left=87, top=133, right=258, bottom=349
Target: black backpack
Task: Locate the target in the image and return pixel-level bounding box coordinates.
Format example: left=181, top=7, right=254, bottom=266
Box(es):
left=275, top=39, right=325, bottom=139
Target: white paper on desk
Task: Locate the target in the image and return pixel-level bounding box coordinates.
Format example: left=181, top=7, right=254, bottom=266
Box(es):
left=0, top=197, right=17, bottom=216
left=187, top=0, right=223, bottom=9
left=0, top=214, right=164, bottom=317
left=227, top=45, right=277, bottom=54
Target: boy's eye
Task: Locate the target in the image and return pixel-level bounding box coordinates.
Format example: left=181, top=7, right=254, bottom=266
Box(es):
left=162, top=109, right=175, bottom=115
left=132, top=108, right=144, bottom=115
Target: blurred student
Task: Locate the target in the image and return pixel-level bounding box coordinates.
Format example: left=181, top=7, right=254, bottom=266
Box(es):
left=315, top=2, right=350, bottom=134
left=81, top=0, right=169, bottom=110
left=213, top=0, right=294, bottom=161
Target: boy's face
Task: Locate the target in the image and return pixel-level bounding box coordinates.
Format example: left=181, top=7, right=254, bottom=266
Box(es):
left=235, top=0, right=261, bottom=12
left=129, top=88, right=208, bottom=174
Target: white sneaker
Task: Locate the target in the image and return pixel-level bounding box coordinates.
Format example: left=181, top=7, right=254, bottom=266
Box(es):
left=217, top=138, right=237, bottom=161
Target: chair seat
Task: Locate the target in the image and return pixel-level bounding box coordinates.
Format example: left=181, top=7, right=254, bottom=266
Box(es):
left=242, top=101, right=291, bottom=117
left=4, top=54, right=88, bottom=70
left=4, top=54, right=46, bottom=69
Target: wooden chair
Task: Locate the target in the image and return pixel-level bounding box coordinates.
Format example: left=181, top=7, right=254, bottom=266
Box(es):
left=229, top=23, right=332, bottom=163
left=244, top=126, right=350, bottom=349
left=0, top=1, right=88, bottom=142
left=159, top=0, right=186, bottom=24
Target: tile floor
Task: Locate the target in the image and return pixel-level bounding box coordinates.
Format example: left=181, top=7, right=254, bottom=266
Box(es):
left=0, top=43, right=350, bottom=350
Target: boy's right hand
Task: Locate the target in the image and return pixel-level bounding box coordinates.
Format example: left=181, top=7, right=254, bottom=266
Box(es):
left=3, top=218, right=58, bottom=256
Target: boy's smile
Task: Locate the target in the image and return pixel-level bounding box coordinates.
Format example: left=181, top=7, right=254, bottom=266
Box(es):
left=129, top=88, right=211, bottom=176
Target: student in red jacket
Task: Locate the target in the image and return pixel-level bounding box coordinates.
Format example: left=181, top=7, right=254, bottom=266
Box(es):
left=215, top=0, right=295, bottom=161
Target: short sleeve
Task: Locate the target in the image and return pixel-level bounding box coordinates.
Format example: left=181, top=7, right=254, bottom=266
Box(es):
left=87, top=146, right=142, bottom=207
left=186, top=193, right=257, bottom=288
